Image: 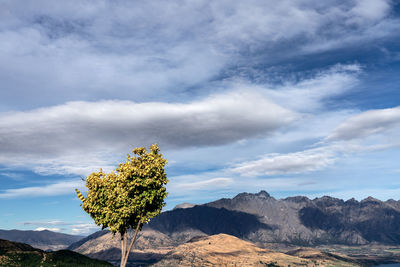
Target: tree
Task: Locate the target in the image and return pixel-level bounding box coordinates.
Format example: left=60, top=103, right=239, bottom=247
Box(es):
left=75, top=144, right=168, bottom=267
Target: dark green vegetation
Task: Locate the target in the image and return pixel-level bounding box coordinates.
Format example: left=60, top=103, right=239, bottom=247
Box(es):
left=0, top=239, right=113, bottom=267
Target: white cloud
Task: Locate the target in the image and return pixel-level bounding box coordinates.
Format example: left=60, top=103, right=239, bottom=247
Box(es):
left=264, top=64, right=361, bottom=112
left=0, top=172, right=23, bottom=180
left=228, top=103, right=400, bottom=178
left=34, top=227, right=62, bottom=232
left=327, top=106, right=400, bottom=141
left=209, top=0, right=393, bottom=52
left=0, top=91, right=296, bottom=175
left=229, top=105, right=400, bottom=177
left=23, top=220, right=67, bottom=226
left=349, top=0, right=391, bottom=24
left=231, top=147, right=336, bottom=176
left=19, top=219, right=99, bottom=235
left=70, top=223, right=100, bottom=235
left=0, top=179, right=82, bottom=198
left=176, top=178, right=233, bottom=190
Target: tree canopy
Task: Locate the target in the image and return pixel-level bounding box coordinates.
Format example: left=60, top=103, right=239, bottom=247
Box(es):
left=75, top=144, right=168, bottom=267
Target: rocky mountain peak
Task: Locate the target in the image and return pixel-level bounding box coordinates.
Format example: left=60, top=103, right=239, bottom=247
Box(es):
left=361, top=196, right=382, bottom=203
left=313, top=195, right=344, bottom=206
left=233, top=190, right=272, bottom=200
left=345, top=198, right=358, bottom=204
left=256, top=190, right=271, bottom=198
left=284, top=196, right=311, bottom=203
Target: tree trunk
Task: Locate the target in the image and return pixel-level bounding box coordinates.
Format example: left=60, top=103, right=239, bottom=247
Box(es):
left=120, top=232, right=127, bottom=267
left=120, top=219, right=142, bottom=267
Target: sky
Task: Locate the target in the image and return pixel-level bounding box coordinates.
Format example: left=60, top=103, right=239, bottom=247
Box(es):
left=0, top=0, right=400, bottom=235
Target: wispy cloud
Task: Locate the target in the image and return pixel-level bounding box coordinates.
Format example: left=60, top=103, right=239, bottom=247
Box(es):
left=0, top=172, right=24, bottom=181
left=18, top=219, right=99, bottom=235
left=22, top=220, right=68, bottom=226
left=0, top=179, right=82, bottom=198
left=265, top=64, right=361, bottom=112
left=231, top=147, right=336, bottom=177
left=230, top=106, right=400, bottom=177
left=70, top=223, right=100, bottom=235
left=34, top=227, right=62, bottom=232
left=327, top=106, right=400, bottom=141
left=176, top=178, right=233, bottom=190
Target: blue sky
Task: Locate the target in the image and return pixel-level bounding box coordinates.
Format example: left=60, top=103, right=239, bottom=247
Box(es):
left=1, top=0, right=400, bottom=235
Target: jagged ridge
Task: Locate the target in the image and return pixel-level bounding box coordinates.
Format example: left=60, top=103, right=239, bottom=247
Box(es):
left=68, top=191, right=400, bottom=264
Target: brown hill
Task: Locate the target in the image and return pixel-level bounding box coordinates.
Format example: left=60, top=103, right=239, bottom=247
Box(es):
left=152, top=234, right=360, bottom=267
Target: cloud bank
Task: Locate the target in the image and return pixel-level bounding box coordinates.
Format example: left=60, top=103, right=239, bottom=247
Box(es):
left=0, top=90, right=297, bottom=175
left=0, top=90, right=294, bottom=152
left=1, top=0, right=398, bottom=109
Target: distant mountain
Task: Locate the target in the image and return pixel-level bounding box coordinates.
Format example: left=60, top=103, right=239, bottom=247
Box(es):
left=0, top=238, right=113, bottom=266
left=68, top=191, right=400, bottom=264
left=0, top=229, right=84, bottom=251
left=68, top=228, right=175, bottom=266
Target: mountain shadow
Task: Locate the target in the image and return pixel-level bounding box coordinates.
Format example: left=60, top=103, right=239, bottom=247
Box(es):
left=149, top=205, right=272, bottom=238
left=299, top=200, right=400, bottom=244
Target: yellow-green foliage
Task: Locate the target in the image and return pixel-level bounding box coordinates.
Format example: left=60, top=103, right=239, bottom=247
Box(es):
left=76, top=144, right=168, bottom=235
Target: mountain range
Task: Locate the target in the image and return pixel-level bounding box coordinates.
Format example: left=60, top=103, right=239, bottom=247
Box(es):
left=205, top=191, right=400, bottom=245
left=67, top=190, right=400, bottom=265
left=0, top=229, right=83, bottom=251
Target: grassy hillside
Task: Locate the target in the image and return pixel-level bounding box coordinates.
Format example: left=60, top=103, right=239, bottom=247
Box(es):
left=0, top=239, right=113, bottom=267
left=152, top=234, right=361, bottom=267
